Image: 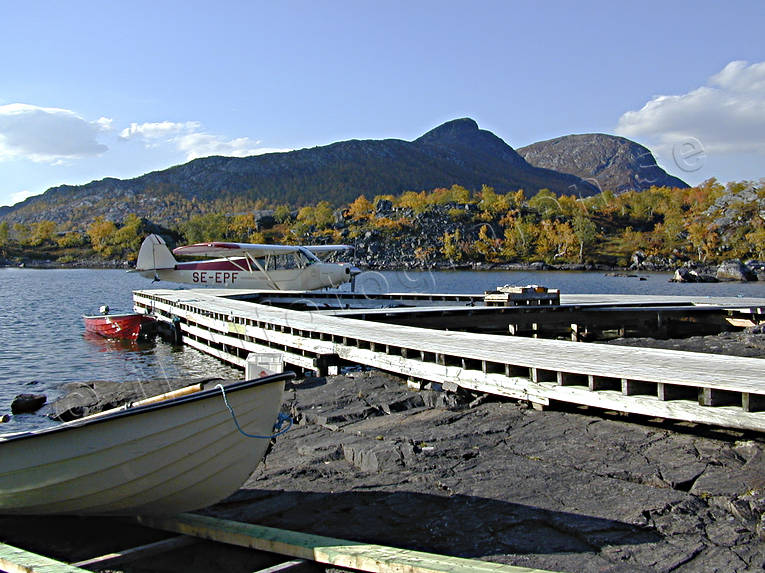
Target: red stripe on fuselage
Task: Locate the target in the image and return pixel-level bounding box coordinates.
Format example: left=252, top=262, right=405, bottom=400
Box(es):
left=176, top=259, right=247, bottom=271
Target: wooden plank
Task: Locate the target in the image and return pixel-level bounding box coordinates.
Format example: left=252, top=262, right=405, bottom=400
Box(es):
left=253, top=559, right=309, bottom=572
left=71, top=536, right=196, bottom=568
left=0, top=542, right=91, bottom=573
left=538, top=383, right=765, bottom=432
left=138, top=513, right=555, bottom=573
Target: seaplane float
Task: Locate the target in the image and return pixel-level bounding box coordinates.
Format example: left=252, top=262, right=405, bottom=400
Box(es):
left=134, top=234, right=361, bottom=290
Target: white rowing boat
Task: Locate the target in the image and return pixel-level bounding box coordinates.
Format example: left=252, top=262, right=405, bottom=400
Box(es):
left=0, top=373, right=292, bottom=516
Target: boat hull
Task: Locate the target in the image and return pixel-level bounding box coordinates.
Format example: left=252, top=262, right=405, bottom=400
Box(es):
left=83, top=313, right=156, bottom=339
left=0, top=374, right=290, bottom=516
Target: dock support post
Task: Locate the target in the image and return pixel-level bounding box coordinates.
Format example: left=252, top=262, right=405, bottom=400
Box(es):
left=313, top=354, right=340, bottom=377
left=699, top=388, right=740, bottom=407
left=743, top=393, right=765, bottom=412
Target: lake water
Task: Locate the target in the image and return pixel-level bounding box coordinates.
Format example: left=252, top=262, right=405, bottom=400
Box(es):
left=2, top=267, right=765, bottom=431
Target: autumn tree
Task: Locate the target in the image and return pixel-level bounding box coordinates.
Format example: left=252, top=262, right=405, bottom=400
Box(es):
left=473, top=225, right=502, bottom=262
left=536, top=220, right=577, bottom=263
left=274, top=204, right=293, bottom=224
left=13, top=223, right=31, bottom=246
left=528, top=189, right=560, bottom=219
left=181, top=213, right=228, bottom=243
left=476, top=185, right=508, bottom=219
left=346, top=195, right=374, bottom=220
left=228, top=213, right=257, bottom=241
left=572, top=214, right=598, bottom=262
left=88, top=217, right=118, bottom=256
left=113, top=214, right=146, bottom=259
left=397, top=191, right=429, bottom=214
left=441, top=229, right=463, bottom=263
left=501, top=216, right=538, bottom=259
left=29, top=220, right=57, bottom=247
left=687, top=222, right=719, bottom=262
left=57, top=231, right=88, bottom=248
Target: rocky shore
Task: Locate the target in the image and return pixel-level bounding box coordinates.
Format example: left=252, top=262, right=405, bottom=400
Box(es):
left=208, top=371, right=765, bottom=573
left=4, top=352, right=761, bottom=572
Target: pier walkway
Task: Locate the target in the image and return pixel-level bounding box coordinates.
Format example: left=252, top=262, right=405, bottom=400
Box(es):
left=134, top=289, right=765, bottom=432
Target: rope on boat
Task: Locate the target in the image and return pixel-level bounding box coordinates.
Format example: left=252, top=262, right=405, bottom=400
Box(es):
left=216, top=384, right=292, bottom=439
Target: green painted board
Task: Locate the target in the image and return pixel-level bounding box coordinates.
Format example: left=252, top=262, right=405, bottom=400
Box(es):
left=139, top=512, right=558, bottom=573
left=0, top=542, right=89, bottom=573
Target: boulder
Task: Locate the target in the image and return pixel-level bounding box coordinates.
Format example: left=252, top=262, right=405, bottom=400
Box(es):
left=375, top=199, right=393, bottom=215
left=671, top=268, right=718, bottom=283
left=716, top=259, right=757, bottom=281
left=11, top=393, right=47, bottom=414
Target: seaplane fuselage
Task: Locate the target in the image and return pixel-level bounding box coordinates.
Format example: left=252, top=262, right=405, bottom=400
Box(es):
left=135, top=234, right=358, bottom=290
left=153, top=257, right=355, bottom=290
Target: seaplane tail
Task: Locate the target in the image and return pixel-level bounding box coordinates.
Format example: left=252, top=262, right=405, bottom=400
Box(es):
left=135, top=234, right=177, bottom=280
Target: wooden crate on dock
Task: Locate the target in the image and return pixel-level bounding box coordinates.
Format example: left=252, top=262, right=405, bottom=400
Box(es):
left=484, top=285, right=560, bottom=307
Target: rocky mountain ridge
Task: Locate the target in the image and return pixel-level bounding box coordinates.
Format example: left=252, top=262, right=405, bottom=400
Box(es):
left=0, top=119, right=687, bottom=227
left=518, top=133, right=688, bottom=193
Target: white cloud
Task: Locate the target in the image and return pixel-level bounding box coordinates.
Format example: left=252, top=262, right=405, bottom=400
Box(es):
left=120, top=120, right=290, bottom=160
left=9, top=190, right=33, bottom=204
left=119, top=121, right=201, bottom=141
left=616, top=61, right=765, bottom=156
left=0, top=103, right=109, bottom=163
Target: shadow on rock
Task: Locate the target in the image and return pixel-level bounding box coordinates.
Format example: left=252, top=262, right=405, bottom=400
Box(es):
left=208, top=488, right=662, bottom=558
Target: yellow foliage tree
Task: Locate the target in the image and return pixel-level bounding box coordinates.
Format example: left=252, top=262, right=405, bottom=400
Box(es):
left=441, top=229, right=463, bottom=262
left=88, top=217, right=118, bottom=256
left=346, top=195, right=374, bottom=220
left=536, top=220, right=577, bottom=263
left=29, top=220, right=57, bottom=247
left=228, top=213, right=257, bottom=241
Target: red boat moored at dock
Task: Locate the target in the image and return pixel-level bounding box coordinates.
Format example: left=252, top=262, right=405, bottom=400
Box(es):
left=83, top=309, right=155, bottom=340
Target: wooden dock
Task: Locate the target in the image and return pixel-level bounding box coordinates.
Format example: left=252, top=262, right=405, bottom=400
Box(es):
left=133, top=288, right=765, bottom=432
left=1, top=513, right=551, bottom=573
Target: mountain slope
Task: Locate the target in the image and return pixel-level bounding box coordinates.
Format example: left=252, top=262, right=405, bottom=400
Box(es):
left=517, top=133, right=688, bottom=193
left=1, top=121, right=687, bottom=227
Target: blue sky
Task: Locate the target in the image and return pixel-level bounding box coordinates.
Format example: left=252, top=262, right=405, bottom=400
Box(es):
left=1, top=0, right=764, bottom=207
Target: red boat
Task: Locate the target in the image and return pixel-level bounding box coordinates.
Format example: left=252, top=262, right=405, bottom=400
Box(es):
left=83, top=307, right=156, bottom=340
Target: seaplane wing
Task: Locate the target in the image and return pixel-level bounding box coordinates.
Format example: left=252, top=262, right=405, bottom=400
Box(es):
left=172, top=242, right=301, bottom=258
left=305, top=244, right=352, bottom=255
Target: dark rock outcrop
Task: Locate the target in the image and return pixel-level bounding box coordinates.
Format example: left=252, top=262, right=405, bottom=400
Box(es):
left=518, top=133, right=689, bottom=193
left=11, top=393, right=47, bottom=414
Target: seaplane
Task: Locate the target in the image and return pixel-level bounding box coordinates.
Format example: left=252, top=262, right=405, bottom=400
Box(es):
left=134, top=234, right=360, bottom=290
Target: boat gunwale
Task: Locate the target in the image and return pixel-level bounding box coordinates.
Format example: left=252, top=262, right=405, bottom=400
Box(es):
left=81, top=313, right=155, bottom=320
left=0, top=372, right=294, bottom=443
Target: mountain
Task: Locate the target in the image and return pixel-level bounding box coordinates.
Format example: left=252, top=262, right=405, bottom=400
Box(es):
left=1, top=120, right=687, bottom=228
left=517, top=134, right=688, bottom=193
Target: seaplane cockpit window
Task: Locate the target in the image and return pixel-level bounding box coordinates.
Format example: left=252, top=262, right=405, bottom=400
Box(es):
left=296, top=248, right=321, bottom=267
left=251, top=257, right=266, bottom=270
left=270, top=253, right=297, bottom=269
